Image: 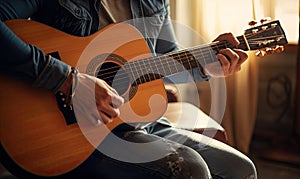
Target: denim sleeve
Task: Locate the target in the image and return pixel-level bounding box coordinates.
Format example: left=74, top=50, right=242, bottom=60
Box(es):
left=156, top=7, right=210, bottom=84
left=0, top=0, right=70, bottom=93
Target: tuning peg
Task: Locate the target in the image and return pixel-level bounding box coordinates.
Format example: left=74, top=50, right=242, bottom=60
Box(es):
left=273, top=45, right=284, bottom=53
left=248, top=20, right=258, bottom=26
left=260, top=17, right=271, bottom=24
left=252, top=29, right=259, bottom=34
left=256, top=46, right=285, bottom=57
left=255, top=47, right=274, bottom=57
left=261, top=25, right=268, bottom=31
left=265, top=47, right=275, bottom=55
left=255, top=50, right=267, bottom=57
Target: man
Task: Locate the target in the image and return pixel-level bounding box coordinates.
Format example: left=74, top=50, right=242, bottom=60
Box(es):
left=0, top=0, right=256, bottom=178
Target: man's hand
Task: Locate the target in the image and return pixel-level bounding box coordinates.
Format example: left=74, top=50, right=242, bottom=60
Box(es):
left=71, top=73, right=124, bottom=125
left=94, top=75, right=124, bottom=124
left=205, top=33, right=248, bottom=77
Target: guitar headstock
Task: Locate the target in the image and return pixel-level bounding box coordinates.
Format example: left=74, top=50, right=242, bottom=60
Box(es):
left=243, top=20, right=288, bottom=57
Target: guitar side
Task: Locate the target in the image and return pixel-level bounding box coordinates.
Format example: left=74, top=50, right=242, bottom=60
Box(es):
left=0, top=20, right=167, bottom=176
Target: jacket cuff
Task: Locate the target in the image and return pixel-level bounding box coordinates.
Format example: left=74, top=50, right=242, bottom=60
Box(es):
left=32, top=55, right=70, bottom=93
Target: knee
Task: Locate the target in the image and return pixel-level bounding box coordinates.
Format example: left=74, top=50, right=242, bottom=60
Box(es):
left=223, top=153, right=257, bottom=179
left=166, top=146, right=211, bottom=179
left=239, top=158, right=257, bottom=179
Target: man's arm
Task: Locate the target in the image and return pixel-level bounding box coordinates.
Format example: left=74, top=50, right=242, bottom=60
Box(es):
left=0, top=0, right=70, bottom=93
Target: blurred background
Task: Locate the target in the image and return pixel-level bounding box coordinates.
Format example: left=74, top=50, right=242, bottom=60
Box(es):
left=169, top=0, right=300, bottom=178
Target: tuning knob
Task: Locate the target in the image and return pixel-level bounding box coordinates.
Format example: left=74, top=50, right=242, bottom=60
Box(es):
left=274, top=45, right=284, bottom=53
left=265, top=47, right=275, bottom=55
left=260, top=17, right=271, bottom=24
left=255, top=50, right=267, bottom=57
left=248, top=20, right=258, bottom=26
left=255, top=46, right=285, bottom=57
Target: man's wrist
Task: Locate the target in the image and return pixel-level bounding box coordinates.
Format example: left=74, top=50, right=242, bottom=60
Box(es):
left=58, top=67, right=78, bottom=95
left=58, top=67, right=72, bottom=95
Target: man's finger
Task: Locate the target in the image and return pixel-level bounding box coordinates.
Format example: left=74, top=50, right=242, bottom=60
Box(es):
left=214, top=32, right=239, bottom=46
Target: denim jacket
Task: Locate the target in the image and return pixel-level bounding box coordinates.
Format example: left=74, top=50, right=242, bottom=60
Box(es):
left=0, top=0, right=208, bottom=93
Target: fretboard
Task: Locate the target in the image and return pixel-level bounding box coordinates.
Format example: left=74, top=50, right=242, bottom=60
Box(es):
left=123, top=35, right=247, bottom=85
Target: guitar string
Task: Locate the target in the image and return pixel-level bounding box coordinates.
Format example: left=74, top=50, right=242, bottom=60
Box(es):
left=93, top=33, right=284, bottom=78
left=95, top=40, right=237, bottom=77
left=96, top=42, right=227, bottom=81
left=90, top=34, right=285, bottom=84
left=96, top=37, right=283, bottom=84
left=91, top=30, right=283, bottom=76
left=96, top=35, right=285, bottom=85
left=98, top=48, right=229, bottom=86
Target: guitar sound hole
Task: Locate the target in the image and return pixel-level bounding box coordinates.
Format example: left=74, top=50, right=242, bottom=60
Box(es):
left=97, top=62, right=136, bottom=101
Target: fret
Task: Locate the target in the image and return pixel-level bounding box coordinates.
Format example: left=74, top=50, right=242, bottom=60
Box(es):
left=150, top=57, right=163, bottom=81
left=164, top=56, right=172, bottom=75
left=151, top=58, right=161, bottom=76
left=198, top=47, right=207, bottom=67
left=141, top=59, right=151, bottom=82
left=132, top=60, right=142, bottom=85
left=197, top=45, right=218, bottom=65
left=132, top=58, right=155, bottom=84
left=171, top=55, right=180, bottom=73
left=138, top=60, right=147, bottom=84
left=159, top=57, right=167, bottom=76
left=170, top=55, right=181, bottom=74
left=153, top=56, right=162, bottom=76
left=163, top=57, right=170, bottom=76
left=125, top=62, right=138, bottom=86
left=147, top=59, right=157, bottom=81
left=208, top=46, right=217, bottom=65
left=179, top=51, right=198, bottom=70
left=162, top=55, right=173, bottom=76
left=169, top=53, right=185, bottom=73
left=175, top=53, right=185, bottom=69
left=189, top=47, right=203, bottom=68
left=184, top=51, right=193, bottom=71
left=213, top=43, right=220, bottom=52
left=194, top=49, right=208, bottom=78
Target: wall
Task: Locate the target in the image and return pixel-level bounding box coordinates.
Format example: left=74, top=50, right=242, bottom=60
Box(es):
left=254, top=44, right=298, bottom=137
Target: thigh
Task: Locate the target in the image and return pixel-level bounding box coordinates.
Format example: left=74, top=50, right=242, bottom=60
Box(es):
left=151, top=125, right=257, bottom=179
left=61, top=128, right=211, bottom=178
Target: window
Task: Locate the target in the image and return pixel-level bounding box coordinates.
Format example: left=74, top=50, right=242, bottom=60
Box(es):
left=272, top=0, right=299, bottom=44
left=170, top=0, right=299, bottom=44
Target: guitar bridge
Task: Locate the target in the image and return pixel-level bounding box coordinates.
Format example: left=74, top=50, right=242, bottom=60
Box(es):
left=55, top=91, right=77, bottom=125
left=49, top=51, right=77, bottom=125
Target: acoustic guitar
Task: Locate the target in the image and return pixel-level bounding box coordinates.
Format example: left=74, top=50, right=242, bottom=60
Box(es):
left=0, top=19, right=287, bottom=176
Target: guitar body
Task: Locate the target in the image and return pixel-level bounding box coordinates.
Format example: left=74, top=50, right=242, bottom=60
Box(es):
left=0, top=20, right=167, bottom=176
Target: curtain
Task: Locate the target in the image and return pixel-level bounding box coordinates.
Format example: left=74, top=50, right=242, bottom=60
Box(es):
left=169, top=0, right=271, bottom=154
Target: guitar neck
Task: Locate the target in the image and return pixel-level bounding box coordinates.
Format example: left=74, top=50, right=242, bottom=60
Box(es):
left=124, top=35, right=248, bottom=85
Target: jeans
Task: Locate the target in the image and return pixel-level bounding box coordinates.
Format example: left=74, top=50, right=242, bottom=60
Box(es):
left=57, top=120, right=257, bottom=179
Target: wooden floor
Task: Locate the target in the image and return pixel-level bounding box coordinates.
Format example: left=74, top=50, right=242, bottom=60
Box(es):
left=249, top=135, right=300, bottom=179
left=251, top=157, right=300, bottom=179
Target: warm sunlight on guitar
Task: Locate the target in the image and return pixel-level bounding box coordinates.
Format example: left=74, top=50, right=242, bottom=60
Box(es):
left=0, top=19, right=287, bottom=176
